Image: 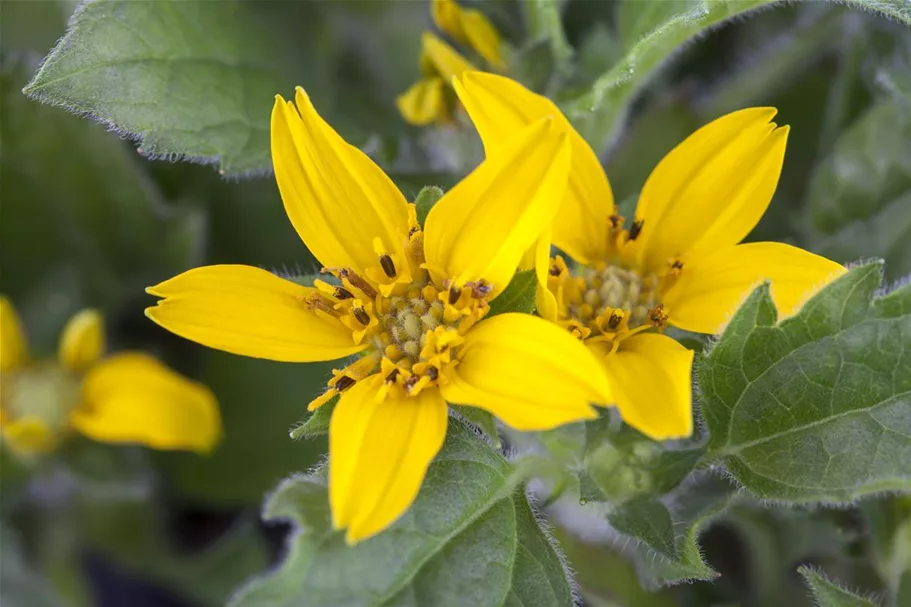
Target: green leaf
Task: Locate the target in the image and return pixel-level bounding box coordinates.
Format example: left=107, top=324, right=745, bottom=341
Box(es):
left=414, top=185, right=444, bottom=227
left=1, top=56, right=203, bottom=309
left=229, top=420, right=574, bottom=607
left=607, top=498, right=677, bottom=559
left=562, top=0, right=911, bottom=152
left=798, top=567, right=881, bottom=607
left=451, top=405, right=501, bottom=449
left=617, top=474, right=738, bottom=589
left=807, top=102, right=911, bottom=281
left=700, top=262, right=911, bottom=503
left=487, top=270, right=538, bottom=317
left=290, top=397, right=337, bottom=440
left=25, top=0, right=293, bottom=174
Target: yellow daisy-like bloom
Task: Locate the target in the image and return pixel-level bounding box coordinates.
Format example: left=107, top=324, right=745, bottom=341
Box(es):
left=145, top=88, right=612, bottom=544
left=453, top=72, right=847, bottom=441
left=0, top=298, right=220, bottom=458
left=397, top=0, right=504, bottom=126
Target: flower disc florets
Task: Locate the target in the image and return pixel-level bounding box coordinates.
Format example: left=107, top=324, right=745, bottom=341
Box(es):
left=547, top=216, right=671, bottom=347
left=304, top=219, right=492, bottom=410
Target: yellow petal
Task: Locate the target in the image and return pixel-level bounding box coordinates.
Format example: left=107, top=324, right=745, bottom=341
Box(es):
left=58, top=309, right=105, bottom=372
left=146, top=265, right=365, bottom=363
left=271, top=89, right=411, bottom=276
left=431, top=0, right=463, bottom=42
left=631, top=108, right=788, bottom=271
left=2, top=417, right=57, bottom=456
left=421, top=32, right=476, bottom=81
left=662, top=242, right=847, bottom=334
left=0, top=296, right=28, bottom=371
left=423, top=118, right=570, bottom=296
left=441, top=313, right=609, bottom=430
left=459, top=9, right=504, bottom=68
left=591, top=333, right=694, bottom=440
left=72, top=353, right=221, bottom=452
left=454, top=72, right=615, bottom=263
left=397, top=77, right=445, bottom=126
left=329, top=375, right=448, bottom=544
left=431, top=0, right=503, bottom=68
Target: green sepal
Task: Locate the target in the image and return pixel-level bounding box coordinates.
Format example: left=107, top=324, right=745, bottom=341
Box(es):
left=290, top=397, right=338, bottom=440
left=487, top=270, right=537, bottom=317
left=414, top=185, right=444, bottom=227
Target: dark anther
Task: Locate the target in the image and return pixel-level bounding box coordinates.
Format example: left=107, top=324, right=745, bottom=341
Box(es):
left=608, top=310, right=623, bottom=329
left=670, top=259, right=684, bottom=272
left=409, top=226, right=420, bottom=237
left=608, top=214, right=623, bottom=229
left=385, top=368, right=400, bottom=384
left=380, top=254, right=397, bottom=278
left=333, top=287, right=354, bottom=300
left=448, top=286, right=462, bottom=305
left=628, top=219, right=644, bottom=241
left=427, top=366, right=439, bottom=381
left=353, top=307, right=371, bottom=326
left=404, top=375, right=420, bottom=392
left=334, top=375, right=356, bottom=392
left=339, top=268, right=378, bottom=299
left=549, top=264, right=562, bottom=277
left=468, top=280, right=492, bottom=298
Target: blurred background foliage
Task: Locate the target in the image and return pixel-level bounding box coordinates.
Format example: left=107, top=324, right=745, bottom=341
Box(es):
left=1, top=0, right=910, bottom=605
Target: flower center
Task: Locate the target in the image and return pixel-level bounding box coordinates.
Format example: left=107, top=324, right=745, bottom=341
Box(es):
left=0, top=363, right=80, bottom=455
left=302, top=222, right=492, bottom=409
left=548, top=255, right=667, bottom=345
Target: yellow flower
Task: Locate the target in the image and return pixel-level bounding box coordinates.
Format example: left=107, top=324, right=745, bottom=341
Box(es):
left=453, top=72, right=847, bottom=441
left=0, top=299, right=221, bottom=458
left=145, top=88, right=612, bottom=544
left=397, top=0, right=504, bottom=126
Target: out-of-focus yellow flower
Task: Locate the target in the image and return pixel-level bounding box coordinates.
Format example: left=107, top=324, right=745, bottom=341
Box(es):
left=398, top=0, right=504, bottom=125
left=0, top=298, right=221, bottom=458
left=146, top=88, right=611, bottom=544
left=454, top=72, right=847, bottom=441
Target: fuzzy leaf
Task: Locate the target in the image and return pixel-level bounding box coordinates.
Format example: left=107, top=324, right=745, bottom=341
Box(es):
left=487, top=270, right=538, bottom=317
left=24, top=0, right=295, bottom=175
left=229, top=421, right=573, bottom=607
left=607, top=498, right=677, bottom=559
left=807, top=101, right=911, bottom=280
left=290, top=398, right=337, bottom=440
left=562, top=0, right=911, bottom=152
left=798, top=567, right=881, bottom=607
left=617, top=474, right=738, bottom=589
left=700, top=262, right=911, bottom=503
left=451, top=405, right=502, bottom=449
